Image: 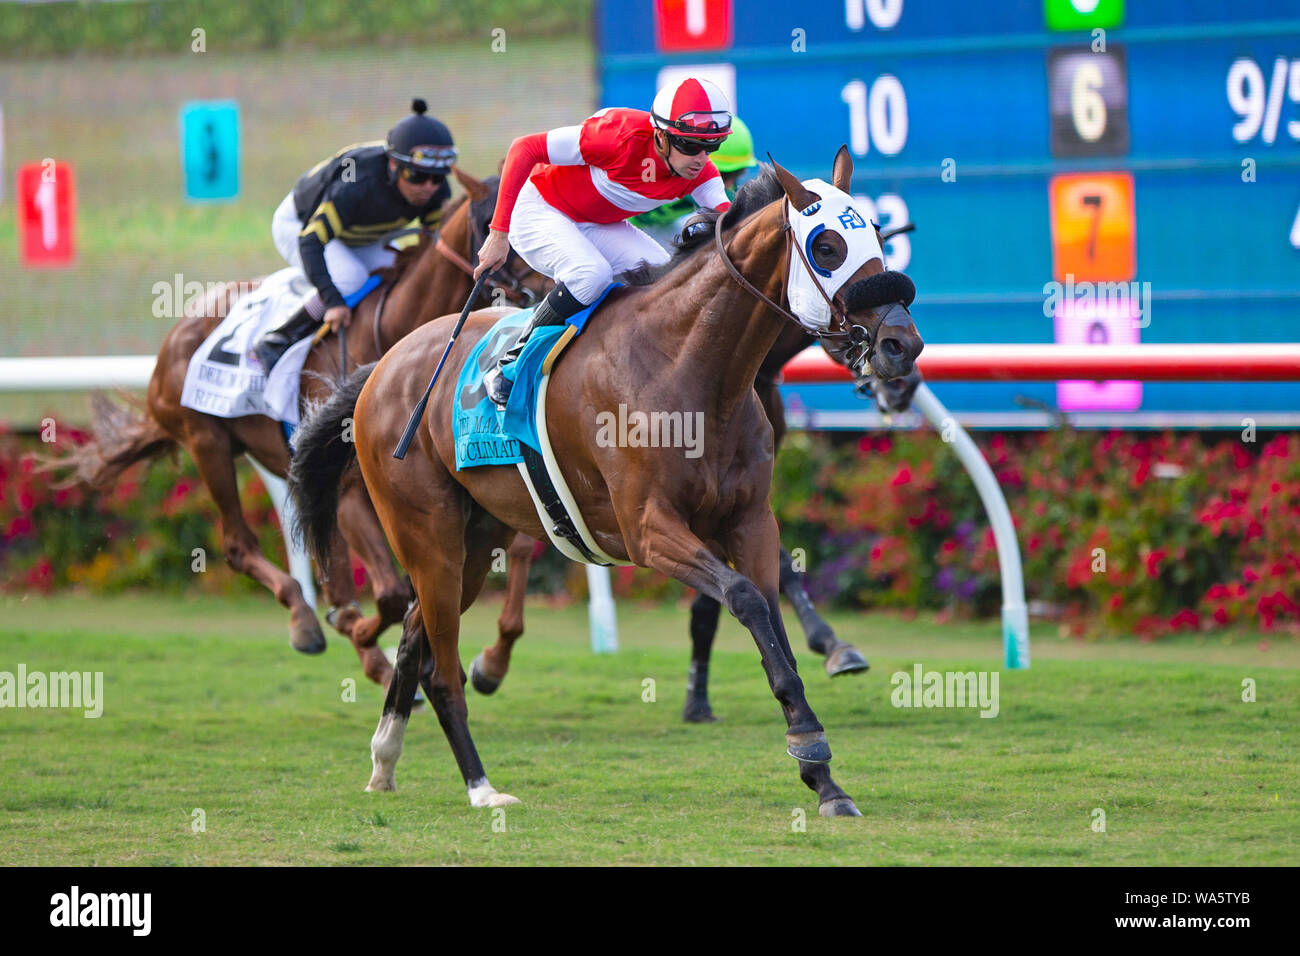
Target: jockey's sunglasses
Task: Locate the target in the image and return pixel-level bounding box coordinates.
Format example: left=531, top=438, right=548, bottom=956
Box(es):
left=668, top=135, right=722, bottom=157
left=400, top=167, right=445, bottom=185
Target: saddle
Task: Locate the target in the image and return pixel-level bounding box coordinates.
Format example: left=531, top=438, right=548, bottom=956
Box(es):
left=452, top=285, right=630, bottom=566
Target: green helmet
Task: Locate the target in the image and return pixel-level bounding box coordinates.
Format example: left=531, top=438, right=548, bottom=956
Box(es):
left=712, top=116, right=755, bottom=173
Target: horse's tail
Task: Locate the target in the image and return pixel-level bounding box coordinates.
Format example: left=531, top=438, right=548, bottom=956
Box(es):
left=288, top=362, right=376, bottom=571
left=41, top=391, right=176, bottom=489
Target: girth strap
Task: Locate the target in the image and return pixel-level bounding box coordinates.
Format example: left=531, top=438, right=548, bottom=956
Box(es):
left=518, top=443, right=610, bottom=566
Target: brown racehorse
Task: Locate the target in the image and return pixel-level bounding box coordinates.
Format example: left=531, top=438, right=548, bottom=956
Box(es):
left=52, top=168, right=547, bottom=688
left=289, top=150, right=923, bottom=815
left=471, top=297, right=924, bottom=723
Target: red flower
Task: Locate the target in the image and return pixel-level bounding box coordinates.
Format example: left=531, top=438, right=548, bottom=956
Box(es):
left=890, top=466, right=911, bottom=487
left=1213, top=606, right=1229, bottom=625
left=1169, top=609, right=1200, bottom=631
left=24, top=558, right=53, bottom=592
left=1145, top=549, right=1167, bottom=579
left=5, top=516, right=33, bottom=540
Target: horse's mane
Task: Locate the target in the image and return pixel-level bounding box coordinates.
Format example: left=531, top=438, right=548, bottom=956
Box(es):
left=622, top=165, right=783, bottom=287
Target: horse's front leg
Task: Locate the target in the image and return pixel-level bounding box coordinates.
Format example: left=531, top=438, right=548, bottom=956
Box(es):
left=779, top=546, right=870, bottom=677
left=635, top=501, right=860, bottom=817
left=733, top=515, right=862, bottom=818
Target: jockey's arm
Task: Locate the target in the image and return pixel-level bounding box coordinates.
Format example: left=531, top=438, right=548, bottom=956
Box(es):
left=490, top=127, right=584, bottom=233
left=298, top=198, right=348, bottom=312
left=475, top=127, right=585, bottom=277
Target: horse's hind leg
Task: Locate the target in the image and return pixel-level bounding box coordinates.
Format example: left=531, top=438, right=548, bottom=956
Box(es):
left=332, top=484, right=413, bottom=685
left=377, top=484, right=518, bottom=808
left=779, top=546, right=869, bottom=677
left=316, top=517, right=393, bottom=688
left=470, top=533, right=538, bottom=695
left=185, top=423, right=325, bottom=653
left=366, top=600, right=424, bottom=791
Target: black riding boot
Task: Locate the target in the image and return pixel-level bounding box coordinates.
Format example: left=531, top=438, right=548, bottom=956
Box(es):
left=484, top=283, right=584, bottom=406
left=253, top=303, right=322, bottom=373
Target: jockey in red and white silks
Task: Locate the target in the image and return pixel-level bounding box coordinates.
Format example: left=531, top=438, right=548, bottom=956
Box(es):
left=475, top=77, right=734, bottom=405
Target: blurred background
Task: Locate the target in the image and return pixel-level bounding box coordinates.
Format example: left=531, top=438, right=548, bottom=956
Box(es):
left=2, top=0, right=1298, bottom=637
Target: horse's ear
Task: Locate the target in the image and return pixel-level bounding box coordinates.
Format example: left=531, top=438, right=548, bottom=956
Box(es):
left=453, top=166, right=491, bottom=203
left=768, top=153, right=821, bottom=212
left=831, top=145, right=853, bottom=194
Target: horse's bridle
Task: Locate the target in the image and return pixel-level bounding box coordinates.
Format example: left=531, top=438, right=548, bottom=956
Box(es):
left=438, top=208, right=538, bottom=308
left=712, top=201, right=886, bottom=374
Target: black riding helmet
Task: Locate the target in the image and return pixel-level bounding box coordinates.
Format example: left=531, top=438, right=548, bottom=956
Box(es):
left=386, top=98, right=457, bottom=177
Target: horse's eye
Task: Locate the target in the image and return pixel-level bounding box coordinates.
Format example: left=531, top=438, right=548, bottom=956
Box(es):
left=812, top=231, right=848, bottom=272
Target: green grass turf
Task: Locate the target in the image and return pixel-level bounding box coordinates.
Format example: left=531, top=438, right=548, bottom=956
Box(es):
left=1, top=593, right=1295, bottom=865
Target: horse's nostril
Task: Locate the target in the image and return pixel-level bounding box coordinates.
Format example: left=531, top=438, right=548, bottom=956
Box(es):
left=881, top=337, right=905, bottom=359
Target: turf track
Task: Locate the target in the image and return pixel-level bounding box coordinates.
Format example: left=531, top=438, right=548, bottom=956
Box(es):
left=2, top=594, right=1295, bottom=866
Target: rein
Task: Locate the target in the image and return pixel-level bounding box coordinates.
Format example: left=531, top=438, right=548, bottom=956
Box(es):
left=436, top=235, right=535, bottom=307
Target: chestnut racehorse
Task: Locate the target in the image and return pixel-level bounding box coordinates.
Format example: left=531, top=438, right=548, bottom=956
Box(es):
left=53, top=169, right=547, bottom=688
left=290, top=150, right=923, bottom=815
left=471, top=298, right=924, bottom=722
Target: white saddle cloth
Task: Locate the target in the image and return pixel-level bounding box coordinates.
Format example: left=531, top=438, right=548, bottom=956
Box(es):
left=179, top=268, right=316, bottom=425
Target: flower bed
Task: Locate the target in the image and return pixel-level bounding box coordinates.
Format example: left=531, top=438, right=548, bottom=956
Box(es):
left=4, top=421, right=1297, bottom=638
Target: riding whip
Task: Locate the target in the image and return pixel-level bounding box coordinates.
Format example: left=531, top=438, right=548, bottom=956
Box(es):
left=393, top=274, right=487, bottom=459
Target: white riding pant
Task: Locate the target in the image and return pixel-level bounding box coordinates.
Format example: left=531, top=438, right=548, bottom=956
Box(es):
left=507, top=180, right=671, bottom=304
left=271, top=191, right=394, bottom=302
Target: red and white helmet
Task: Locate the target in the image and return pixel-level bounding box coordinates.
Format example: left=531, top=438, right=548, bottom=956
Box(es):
left=651, top=77, right=732, bottom=141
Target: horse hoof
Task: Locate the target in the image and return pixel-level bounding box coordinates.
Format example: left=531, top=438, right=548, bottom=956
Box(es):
left=486, top=792, right=520, bottom=808
left=825, top=643, right=870, bottom=677
left=682, top=702, right=720, bottom=723
left=365, top=775, right=395, bottom=792
left=470, top=652, right=502, bottom=695
left=786, top=731, right=832, bottom=764
left=819, top=797, right=862, bottom=817
left=289, top=616, right=327, bottom=655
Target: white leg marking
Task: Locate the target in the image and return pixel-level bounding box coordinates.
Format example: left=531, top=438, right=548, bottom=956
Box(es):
left=365, top=712, right=408, bottom=792
left=466, top=776, right=521, bottom=808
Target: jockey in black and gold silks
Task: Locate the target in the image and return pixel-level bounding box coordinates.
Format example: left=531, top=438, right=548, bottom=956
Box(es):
left=254, top=99, right=457, bottom=373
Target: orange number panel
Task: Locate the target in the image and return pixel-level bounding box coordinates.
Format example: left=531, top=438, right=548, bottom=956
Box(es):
left=1049, top=172, right=1135, bottom=282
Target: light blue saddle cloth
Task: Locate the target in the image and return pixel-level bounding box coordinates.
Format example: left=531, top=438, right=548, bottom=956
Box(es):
left=452, top=284, right=619, bottom=470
